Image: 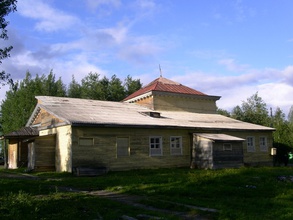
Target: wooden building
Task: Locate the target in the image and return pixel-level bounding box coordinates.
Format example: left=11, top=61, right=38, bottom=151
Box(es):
left=4, top=77, right=275, bottom=172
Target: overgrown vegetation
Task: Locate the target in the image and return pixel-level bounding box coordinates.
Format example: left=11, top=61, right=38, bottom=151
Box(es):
left=0, top=71, right=142, bottom=134
left=218, top=92, right=293, bottom=163
left=1, top=167, right=293, bottom=219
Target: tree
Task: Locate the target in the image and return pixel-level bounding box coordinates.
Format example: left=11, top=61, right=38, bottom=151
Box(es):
left=231, top=92, right=270, bottom=126
left=67, top=75, right=82, bottom=98
left=108, top=75, right=125, bottom=101
left=124, top=75, right=142, bottom=97
left=0, top=71, right=66, bottom=133
left=0, top=0, right=17, bottom=88
left=271, top=107, right=293, bottom=165
left=272, top=107, right=292, bottom=145
left=80, top=72, right=105, bottom=100
left=216, top=107, right=231, bottom=117
left=288, top=105, right=293, bottom=124
left=78, top=72, right=142, bottom=101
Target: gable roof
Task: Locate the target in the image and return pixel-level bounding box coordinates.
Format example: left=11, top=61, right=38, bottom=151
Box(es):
left=27, top=96, right=274, bottom=131
left=123, top=76, right=209, bottom=101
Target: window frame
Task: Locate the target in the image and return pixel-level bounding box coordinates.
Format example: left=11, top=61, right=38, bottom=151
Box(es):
left=149, top=136, right=163, bottom=156
left=246, top=136, right=255, bottom=152
left=116, top=137, right=130, bottom=157
left=259, top=136, right=268, bottom=152
left=79, top=137, right=94, bottom=146
left=223, top=143, right=232, bottom=151
left=170, top=136, right=183, bottom=155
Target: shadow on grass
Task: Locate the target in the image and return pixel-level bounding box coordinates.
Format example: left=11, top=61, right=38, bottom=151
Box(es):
left=1, top=167, right=293, bottom=219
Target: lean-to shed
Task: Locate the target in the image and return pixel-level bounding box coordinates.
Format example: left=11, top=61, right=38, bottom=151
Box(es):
left=192, top=133, right=245, bottom=169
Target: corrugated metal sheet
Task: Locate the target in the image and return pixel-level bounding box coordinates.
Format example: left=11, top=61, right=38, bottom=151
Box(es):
left=28, top=96, right=275, bottom=131
left=4, top=127, right=38, bottom=138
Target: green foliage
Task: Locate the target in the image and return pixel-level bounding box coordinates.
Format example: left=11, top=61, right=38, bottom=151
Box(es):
left=288, top=105, right=293, bottom=123
left=272, top=108, right=293, bottom=146
left=68, top=72, right=142, bottom=101
left=1, top=167, right=293, bottom=219
left=216, top=107, right=231, bottom=117
left=0, top=0, right=17, bottom=88
left=124, top=75, right=142, bottom=97
left=231, top=92, right=270, bottom=126
left=1, top=71, right=142, bottom=134
left=225, top=93, right=293, bottom=154
left=67, top=75, right=82, bottom=98
left=0, top=71, right=66, bottom=133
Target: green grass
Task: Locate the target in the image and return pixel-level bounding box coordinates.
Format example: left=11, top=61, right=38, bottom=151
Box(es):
left=1, top=166, right=293, bottom=219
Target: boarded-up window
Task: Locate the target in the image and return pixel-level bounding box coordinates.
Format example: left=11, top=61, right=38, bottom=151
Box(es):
left=170, top=136, right=182, bottom=155
left=149, top=136, right=162, bottom=156
left=247, top=136, right=255, bottom=152
left=117, top=137, right=129, bottom=157
left=223, top=143, right=232, bottom=151
left=79, top=138, right=94, bottom=146
left=260, top=136, right=268, bottom=152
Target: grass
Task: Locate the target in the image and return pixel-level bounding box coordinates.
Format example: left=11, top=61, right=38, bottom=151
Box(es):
left=1, top=166, right=293, bottom=219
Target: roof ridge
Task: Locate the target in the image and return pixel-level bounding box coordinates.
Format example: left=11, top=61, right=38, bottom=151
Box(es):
left=123, top=76, right=208, bottom=101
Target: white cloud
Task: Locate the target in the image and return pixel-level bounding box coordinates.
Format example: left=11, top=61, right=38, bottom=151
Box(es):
left=218, top=58, right=249, bottom=72
left=99, top=24, right=129, bottom=45
left=171, top=66, right=293, bottom=116
left=134, top=0, right=156, bottom=10
left=17, top=0, right=79, bottom=32
left=86, top=0, right=121, bottom=10
left=282, top=65, right=293, bottom=85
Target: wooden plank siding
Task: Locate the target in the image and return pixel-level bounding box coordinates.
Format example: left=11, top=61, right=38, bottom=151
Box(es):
left=223, top=130, right=273, bottom=166
left=7, top=139, right=29, bottom=169
left=213, top=142, right=244, bottom=169
left=33, top=135, right=56, bottom=171
left=8, top=141, right=18, bottom=169
left=71, top=127, right=191, bottom=171
left=154, top=95, right=217, bottom=113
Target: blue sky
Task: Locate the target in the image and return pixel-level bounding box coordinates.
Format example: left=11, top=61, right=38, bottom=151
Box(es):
left=2, top=0, right=293, bottom=116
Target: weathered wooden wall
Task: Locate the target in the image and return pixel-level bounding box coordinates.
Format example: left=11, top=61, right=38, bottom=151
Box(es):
left=7, top=139, right=28, bottom=169
left=153, top=95, right=217, bottom=113
left=133, top=96, right=154, bottom=110
left=193, top=136, right=213, bottom=169
left=55, top=125, right=72, bottom=172
left=224, top=130, right=273, bottom=166
left=71, top=127, right=191, bottom=171
left=33, top=108, right=64, bottom=128
left=8, top=140, right=18, bottom=169
left=213, top=142, right=243, bottom=169
left=33, top=135, right=56, bottom=171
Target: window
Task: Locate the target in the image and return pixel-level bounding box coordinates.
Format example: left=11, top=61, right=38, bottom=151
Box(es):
left=117, top=137, right=130, bottom=157
left=260, top=136, right=268, bottom=152
left=149, top=136, right=162, bottom=156
left=170, top=136, right=182, bottom=155
left=79, top=137, right=94, bottom=146
left=223, top=143, right=232, bottom=151
left=247, top=136, right=255, bottom=152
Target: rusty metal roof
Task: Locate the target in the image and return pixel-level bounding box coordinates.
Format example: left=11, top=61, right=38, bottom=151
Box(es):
left=123, top=76, right=207, bottom=101
left=27, top=96, right=275, bottom=132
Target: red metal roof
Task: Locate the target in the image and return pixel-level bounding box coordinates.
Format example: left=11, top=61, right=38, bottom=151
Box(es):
left=123, top=77, right=206, bottom=101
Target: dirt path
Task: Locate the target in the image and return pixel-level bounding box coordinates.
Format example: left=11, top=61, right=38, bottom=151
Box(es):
left=0, top=172, right=217, bottom=219
left=88, top=190, right=217, bottom=220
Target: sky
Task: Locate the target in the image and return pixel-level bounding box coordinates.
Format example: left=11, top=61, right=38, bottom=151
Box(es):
left=1, top=0, right=293, bottom=116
